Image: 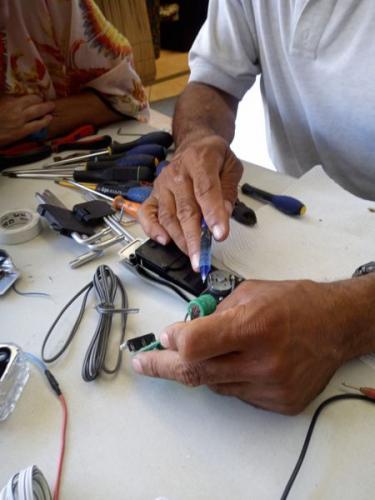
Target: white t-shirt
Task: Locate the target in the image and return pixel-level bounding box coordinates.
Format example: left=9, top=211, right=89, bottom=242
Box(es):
left=189, top=0, right=375, bottom=201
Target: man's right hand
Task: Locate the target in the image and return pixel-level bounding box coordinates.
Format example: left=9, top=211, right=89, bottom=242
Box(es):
left=0, top=95, right=55, bottom=147
left=138, top=135, right=243, bottom=270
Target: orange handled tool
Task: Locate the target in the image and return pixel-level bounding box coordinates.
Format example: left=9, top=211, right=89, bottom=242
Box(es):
left=112, top=195, right=141, bottom=218
left=57, top=179, right=141, bottom=218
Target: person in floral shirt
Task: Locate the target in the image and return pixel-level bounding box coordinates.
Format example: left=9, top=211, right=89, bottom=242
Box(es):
left=0, top=0, right=149, bottom=146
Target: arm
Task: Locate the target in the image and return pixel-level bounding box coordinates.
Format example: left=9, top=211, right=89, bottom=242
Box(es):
left=138, top=0, right=259, bottom=268
left=138, top=82, right=243, bottom=270
left=173, top=82, right=238, bottom=147
left=132, top=275, right=375, bottom=415
left=47, top=90, right=122, bottom=139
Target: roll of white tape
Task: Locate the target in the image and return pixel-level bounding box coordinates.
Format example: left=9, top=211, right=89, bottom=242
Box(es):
left=0, top=209, right=42, bottom=245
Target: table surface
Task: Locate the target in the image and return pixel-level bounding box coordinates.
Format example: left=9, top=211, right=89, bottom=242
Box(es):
left=1, top=110, right=374, bottom=500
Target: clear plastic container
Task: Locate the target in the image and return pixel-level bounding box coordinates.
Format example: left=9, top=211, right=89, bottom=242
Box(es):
left=0, top=343, right=29, bottom=421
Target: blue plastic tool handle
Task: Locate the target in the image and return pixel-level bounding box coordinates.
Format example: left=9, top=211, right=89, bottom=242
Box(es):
left=126, top=186, right=153, bottom=203
left=156, top=159, right=170, bottom=176
left=126, top=143, right=166, bottom=161
left=269, top=194, right=305, bottom=216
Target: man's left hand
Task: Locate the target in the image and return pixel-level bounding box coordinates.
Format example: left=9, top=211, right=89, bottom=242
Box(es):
left=132, top=279, right=356, bottom=415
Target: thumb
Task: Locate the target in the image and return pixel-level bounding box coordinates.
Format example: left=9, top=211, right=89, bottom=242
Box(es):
left=160, top=307, right=246, bottom=363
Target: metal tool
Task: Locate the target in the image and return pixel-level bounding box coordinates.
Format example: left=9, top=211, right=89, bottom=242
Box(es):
left=241, top=183, right=306, bottom=216
left=43, top=131, right=173, bottom=168
left=35, top=189, right=136, bottom=268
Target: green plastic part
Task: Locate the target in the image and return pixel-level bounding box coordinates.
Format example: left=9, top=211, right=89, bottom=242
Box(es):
left=137, top=340, right=164, bottom=353
left=187, top=294, right=217, bottom=319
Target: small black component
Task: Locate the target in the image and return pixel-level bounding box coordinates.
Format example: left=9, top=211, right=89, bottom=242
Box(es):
left=232, top=199, right=257, bottom=226
left=352, top=261, right=375, bottom=278
left=126, top=333, right=156, bottom=352
left=133, top=239, right=211, bottom=296
left=37, top=204, right=95, bottom=237
left=73, top=200, right=113, bottom=225
left=44, top=369, right=62, bottom=396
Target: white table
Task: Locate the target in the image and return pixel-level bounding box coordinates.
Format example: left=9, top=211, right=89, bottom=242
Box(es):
left=0, top=111, right=374, bottom=500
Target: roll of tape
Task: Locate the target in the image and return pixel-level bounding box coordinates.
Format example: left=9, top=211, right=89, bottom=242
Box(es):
left=0, top=209, right=42, bottom=245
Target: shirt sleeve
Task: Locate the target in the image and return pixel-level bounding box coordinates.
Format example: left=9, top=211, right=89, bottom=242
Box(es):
left=189, top=0, right=261, bottom=100
left=47, top=0, right=149, bottom=121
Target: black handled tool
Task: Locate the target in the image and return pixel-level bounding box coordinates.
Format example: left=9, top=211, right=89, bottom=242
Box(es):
left=74, top=165, right=155, bottom=183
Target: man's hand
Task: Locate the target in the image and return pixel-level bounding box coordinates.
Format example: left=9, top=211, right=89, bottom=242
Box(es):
left=0, top=95, right=55, bottom=146
left=131, top=279, right=361, bottom=415
left=138, top=135, right=243, bottom=270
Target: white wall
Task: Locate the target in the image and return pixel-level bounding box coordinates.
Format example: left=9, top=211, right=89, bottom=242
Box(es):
left=231, top=78, right=275, bottom=171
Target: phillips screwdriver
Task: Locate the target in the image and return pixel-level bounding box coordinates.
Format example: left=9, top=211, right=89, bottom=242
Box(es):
left=44, top=130, right=173, bottom=168
left=241, top=183, right=306, bottom=216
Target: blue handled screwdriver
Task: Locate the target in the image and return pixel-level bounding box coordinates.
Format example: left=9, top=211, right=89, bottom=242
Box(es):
left=241, top=183, right=306, bottom=216
left=199, top=219, right=212, bottom=282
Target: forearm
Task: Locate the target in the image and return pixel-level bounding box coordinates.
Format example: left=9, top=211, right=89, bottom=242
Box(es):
left=329, top=274, right=375, bottom=361
left=172, top=82, right=239, bottom=149
left=47, top=91, right=122, bottom=138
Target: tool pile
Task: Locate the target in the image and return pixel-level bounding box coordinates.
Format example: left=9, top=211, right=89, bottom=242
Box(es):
left=1, top=129, right=173, bottom=182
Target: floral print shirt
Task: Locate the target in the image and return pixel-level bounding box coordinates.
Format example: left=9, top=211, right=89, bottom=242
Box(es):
left=0, top=0, right=149, bottom=120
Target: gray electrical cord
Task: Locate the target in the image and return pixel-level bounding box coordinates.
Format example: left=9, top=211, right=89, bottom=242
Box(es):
left=41, top=265, right=135, bottom=382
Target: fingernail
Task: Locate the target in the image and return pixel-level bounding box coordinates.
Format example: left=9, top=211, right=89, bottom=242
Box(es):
left=160, top=332, right=170, bottom=348
left=132, top=357, right=143, bottom=374
left=191, top=253, right=199, bottom=271
left=224, top=200, right=233, bottom=216
left=156, top=235, right=166, bottom=245
left=212, top=224, right=225, bottom=240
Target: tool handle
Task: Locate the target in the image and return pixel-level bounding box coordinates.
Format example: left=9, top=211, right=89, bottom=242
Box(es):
left=242, top=183, right=306, bottom=216
left=112, top=196, right=141, bottom=218
left=124, top=143, right=167, bottom=161
left=101, top=144, right=166, bottom=163
left=0, top=146, right=52, bottom=169
left=96, top=183, right=152, bottom=203
left=269, top=194, right=306, bottom=216
left=155, top=159, right=170, bottom=176
left=52, top=124, right=97, bottom=147
left=241, top=183, right=274, bottom=201
left=74, top=166, right=155, bottom=183
left=111, top=131, right=173, bottom=154
left=56, top=135, right=112, bottom=152
left=87, top=154, right=156, bottom=170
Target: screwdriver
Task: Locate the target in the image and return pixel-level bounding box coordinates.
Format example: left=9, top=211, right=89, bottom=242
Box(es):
left=0, top=125, right=109, bottom=169
left=241, top=183, right=306, bottom=216
left=74, top=165, right=155, bottom=183
left=45, top=130, right=173, bottom=168
left=91, top=144, right=166, bottom=164
left=62, top=179, right=141, bottom=218
left=56, top=179, right=152, bottom=203
left=68, top=154, right=158, bottom=171
left=3, top=154, right=158, bottom=176
left=98, top=143, right=166, bottom=162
